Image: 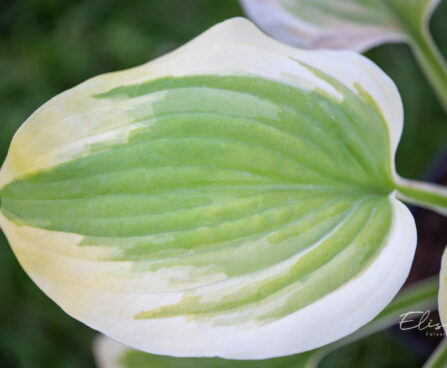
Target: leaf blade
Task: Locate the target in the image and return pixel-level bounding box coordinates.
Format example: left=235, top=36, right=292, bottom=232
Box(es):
left=0, top=18, right=416, bottom=359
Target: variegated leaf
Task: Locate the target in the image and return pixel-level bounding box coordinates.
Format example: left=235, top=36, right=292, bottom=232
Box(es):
left=239, top=0, right=439, bottom=52
left=1, top=18, right=446, bottom=359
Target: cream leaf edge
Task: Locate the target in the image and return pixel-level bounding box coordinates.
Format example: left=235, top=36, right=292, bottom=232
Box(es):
left=239, top=0, right=441, bottom=52
left=0, top=18, right=415, bottom=359
left=238, top=0, right=405, bottom=52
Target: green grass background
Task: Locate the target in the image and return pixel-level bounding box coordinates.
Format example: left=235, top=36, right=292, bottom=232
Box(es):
left=0, top=0, right=446, bottom=367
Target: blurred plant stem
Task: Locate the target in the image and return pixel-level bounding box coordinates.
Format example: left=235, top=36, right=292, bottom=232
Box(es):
left=423, top=339, right=447, bottom=368
left=387, top=0, right=447, bottom=114
left=396, top=177, right=447, bottom=215
left=408, top=22, right=447, bottom=114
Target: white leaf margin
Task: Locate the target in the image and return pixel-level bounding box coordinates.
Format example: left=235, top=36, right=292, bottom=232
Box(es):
left=239, top=0, right=441, bottom=52
left=0, top=18, right=416, bottom=359
left=238, top=0, right=404, bottom=51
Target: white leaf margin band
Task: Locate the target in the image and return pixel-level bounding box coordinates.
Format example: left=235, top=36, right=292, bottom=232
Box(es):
left=0, top=18, right=415, bottom=359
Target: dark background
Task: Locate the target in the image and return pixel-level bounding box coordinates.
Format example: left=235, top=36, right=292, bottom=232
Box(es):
left=0, top=0, right=446, bottom=367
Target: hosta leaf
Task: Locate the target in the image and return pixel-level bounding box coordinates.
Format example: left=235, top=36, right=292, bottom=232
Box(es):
left=93, top=277, right=439, bottom=367
left=239, top=0, right=438, bottom=51
left=2, top=17, right=443, bottom=359
left=239, top=0, right=447, bottom=113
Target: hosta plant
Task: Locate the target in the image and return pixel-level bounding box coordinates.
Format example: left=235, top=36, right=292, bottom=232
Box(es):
left=239, top=0, right=447, bottom=112
left=1, top=18, right=447, bottom=359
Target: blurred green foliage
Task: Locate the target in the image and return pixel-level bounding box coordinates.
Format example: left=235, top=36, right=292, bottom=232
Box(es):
left=0, top=0, right=446, bottom=367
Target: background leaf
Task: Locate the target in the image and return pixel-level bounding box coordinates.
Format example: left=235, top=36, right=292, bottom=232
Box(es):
left=239, top=0, right=447, bottom=113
